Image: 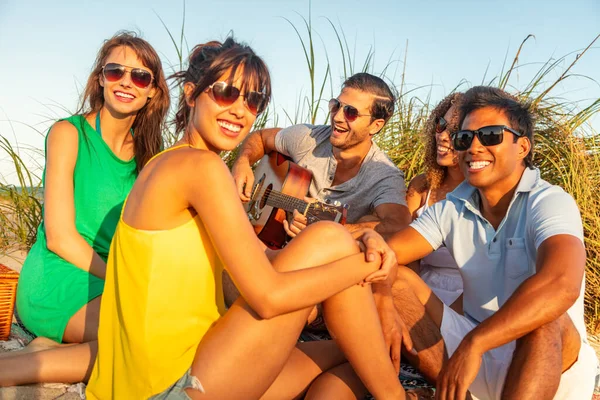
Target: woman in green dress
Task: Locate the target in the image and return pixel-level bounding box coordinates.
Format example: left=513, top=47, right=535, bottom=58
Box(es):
left=2, top=31, right=169, bottom=385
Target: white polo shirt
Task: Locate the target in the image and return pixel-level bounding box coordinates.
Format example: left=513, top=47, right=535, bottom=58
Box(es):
left=410, top=167, right=588, bottom=340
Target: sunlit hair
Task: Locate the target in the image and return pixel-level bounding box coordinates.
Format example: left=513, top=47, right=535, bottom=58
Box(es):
left=421, top=92, right=463, bottom=191
left=458, top=86, right=534, bottom=168
left=77, top=31, right=170, bottom=172
left=171, top=37, right=272, bottom=135
left=342, top=73, right=396, bottom=127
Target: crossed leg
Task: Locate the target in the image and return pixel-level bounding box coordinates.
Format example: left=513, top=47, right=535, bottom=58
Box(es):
left=502, top=313, right=581, bottom=400
left=183, top=222, right=406, bottom=400
left=303, top=265, right=447, bottom=398
left=0, top=296, right=101, bottom=386
left=305, top=265, right=584, bottom=400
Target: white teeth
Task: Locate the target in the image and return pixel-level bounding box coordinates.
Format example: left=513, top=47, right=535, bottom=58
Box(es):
left=469, top=161, right=491, bottom=170
left=115, top=92, right=134, bottom=99
left=218, top=120, right=241, bottom=132
left=437, top=145, right=451, bottom=153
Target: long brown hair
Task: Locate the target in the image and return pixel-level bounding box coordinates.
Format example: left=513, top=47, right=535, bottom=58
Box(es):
left=77, top=31, right=170, bottom=171
left=171, top=37, right=271, bottom=135
left=422, top=92, right=463, bottom=190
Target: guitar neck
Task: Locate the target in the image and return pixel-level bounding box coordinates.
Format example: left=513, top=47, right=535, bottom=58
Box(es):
left=265, top=190, right=309, bottom=214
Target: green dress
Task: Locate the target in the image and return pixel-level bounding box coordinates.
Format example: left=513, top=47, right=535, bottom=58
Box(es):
left=16, top=115, right=137, bottom=342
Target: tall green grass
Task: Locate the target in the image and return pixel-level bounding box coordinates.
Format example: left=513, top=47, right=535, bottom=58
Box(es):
left=0, top=10, right=598, bottom=332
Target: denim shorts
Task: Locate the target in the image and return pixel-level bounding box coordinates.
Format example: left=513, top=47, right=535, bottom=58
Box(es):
left=149, top=369, right=205, bottom=400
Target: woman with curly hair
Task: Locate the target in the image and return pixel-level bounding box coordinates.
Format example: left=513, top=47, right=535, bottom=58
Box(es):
left=405, top=92, right=464, bottom=306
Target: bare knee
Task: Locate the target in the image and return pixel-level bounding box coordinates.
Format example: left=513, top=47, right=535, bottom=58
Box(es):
left=515, top=314, right=580, bottom=372
left=288, top=222, right=358, bottom=264
left=392, top=266, right=432, bottom=304
left=305, top=363, right=366, bottom=400
left=302, top=221, right=355, bottom=250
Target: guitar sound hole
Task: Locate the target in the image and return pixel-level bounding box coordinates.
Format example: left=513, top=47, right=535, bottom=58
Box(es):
left=260, top=184, right=273, bottom=209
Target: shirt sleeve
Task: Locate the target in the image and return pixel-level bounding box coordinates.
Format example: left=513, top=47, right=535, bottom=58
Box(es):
left=409, top=201, right=446, bottom=250
left=371, top=166, right=408, bottom=208
left=273, top=124, right=316, bottom=161
left=529, top=187, right=584, bottom=249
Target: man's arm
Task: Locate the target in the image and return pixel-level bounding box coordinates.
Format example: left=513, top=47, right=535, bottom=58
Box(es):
left=345, top=203, right=412, bottom=239
left=461, top=234, right=584, bottom=353
left=358, top=225, right=436, bottom=371
left=231, top=127, right=281, bottom=201
left=436, top=234, right=585, bottom=399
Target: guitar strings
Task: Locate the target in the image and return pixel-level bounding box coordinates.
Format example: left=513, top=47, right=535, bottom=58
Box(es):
left=251, top=187, right=328, bottom=221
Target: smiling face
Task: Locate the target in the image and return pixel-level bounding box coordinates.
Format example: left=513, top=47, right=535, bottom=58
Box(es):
left=458, top=106, right=530, bottom=192
left=436, top=105, right=458, bottom=167
left=329, top=87, right=384, bottom=150
left=184, top=68, right=257, bottom=152
left=99, top=46, right=156, bottom=117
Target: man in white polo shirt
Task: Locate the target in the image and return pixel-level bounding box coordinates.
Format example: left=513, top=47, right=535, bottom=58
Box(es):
left=386, top=86, right=598, bottom=399
left=326, top=86, right=597, bottom=399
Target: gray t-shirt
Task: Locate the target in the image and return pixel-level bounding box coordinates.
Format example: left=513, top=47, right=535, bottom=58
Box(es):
left=274, top=124, right=407, bottom=223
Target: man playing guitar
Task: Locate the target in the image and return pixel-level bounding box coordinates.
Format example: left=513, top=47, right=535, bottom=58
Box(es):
left=232, top=72, right=411, bottom=239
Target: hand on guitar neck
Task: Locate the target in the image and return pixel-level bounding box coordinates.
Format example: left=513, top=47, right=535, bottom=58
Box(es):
left=282, top=197, right=316, bottom=238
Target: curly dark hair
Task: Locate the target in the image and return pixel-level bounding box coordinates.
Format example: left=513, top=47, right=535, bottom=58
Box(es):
left=420, top=92, right=464, bottom=191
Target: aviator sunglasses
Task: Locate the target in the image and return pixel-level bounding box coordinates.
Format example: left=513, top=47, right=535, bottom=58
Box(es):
left=328, top=98, right=372, bottom=122
left=102, top=63, right=154, bottom=89
left=206, top=81, right=268, bottom=115
left=451, top=125, right=525, bottom=151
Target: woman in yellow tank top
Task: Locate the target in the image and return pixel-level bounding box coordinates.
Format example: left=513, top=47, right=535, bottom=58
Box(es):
left=87, top=38, right=413, bottom=400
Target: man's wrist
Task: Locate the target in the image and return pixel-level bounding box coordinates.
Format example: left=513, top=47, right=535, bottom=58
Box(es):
left=462, top=329, right=487, bottom=355
left=234, top=154, right=251, bottom=167
left=372, top=281, right=393, bottom=297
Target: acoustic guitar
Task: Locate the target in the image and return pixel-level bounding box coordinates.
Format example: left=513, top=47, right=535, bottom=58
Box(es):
left=245, top=152, right=348, bottom=249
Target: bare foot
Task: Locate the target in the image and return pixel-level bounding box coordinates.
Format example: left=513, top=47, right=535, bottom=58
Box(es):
left=0, top=336, right=62, bottom=358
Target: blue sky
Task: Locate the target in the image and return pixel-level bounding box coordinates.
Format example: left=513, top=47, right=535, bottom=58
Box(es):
left=0, top=0, right=599, bottom=183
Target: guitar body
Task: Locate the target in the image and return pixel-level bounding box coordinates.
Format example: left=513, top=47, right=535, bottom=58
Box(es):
left=246, top=152, right=312, bottom=248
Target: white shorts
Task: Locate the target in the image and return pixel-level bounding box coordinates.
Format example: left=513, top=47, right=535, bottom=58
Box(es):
left=440, top=304, right=598, bottom=400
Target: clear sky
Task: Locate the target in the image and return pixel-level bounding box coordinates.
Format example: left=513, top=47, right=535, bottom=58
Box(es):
left=0, top=0, right=599, bottom=183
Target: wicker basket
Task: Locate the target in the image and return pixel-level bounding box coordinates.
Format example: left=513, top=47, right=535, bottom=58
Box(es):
left=0, top=264, right=19, bottom=341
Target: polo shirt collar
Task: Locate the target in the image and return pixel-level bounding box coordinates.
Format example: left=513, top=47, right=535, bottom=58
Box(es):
left=448, top=167, right=540, bottom=209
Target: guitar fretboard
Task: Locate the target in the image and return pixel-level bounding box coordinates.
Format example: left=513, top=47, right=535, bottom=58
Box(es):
left=264, top=190, right=309, bottom=214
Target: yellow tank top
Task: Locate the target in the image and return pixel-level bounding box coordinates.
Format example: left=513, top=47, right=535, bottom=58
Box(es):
left=86, top=146, right=226, bottom=399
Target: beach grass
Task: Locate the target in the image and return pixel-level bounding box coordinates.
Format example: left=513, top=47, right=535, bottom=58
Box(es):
left=0, top=10, right=598, bottom=332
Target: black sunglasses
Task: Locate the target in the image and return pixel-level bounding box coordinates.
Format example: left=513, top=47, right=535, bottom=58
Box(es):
left=435, top=116, right=448, bottom=133
left=328, top=98, right=371, bottom=122
left=206, top=81, right=268, bottom=115
left=102, top=63, right=154, bottom=89
left=451, top=125, right=525, bottom=151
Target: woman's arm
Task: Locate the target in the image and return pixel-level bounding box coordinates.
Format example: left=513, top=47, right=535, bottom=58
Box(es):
left=43, top=121, right=107, bottom=279
left=405, top=173, right=428, bottom=219
left=405, top=174, right=429, bottom=273
left=183, top=151, right=386, bottom=319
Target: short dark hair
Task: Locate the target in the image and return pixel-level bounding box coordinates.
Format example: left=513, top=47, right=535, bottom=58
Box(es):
left=458, top=86, right=534, bottom=168
left=342, top=73, right=395, bottom=123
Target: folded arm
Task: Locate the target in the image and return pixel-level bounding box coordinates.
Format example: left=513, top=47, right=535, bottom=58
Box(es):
left=43, top=121, right=107, bottom=279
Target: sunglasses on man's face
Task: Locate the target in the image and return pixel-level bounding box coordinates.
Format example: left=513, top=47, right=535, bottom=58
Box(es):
left=328, top=98, right=371, bottom=122
left=451, top=125, right=525, bottom=151
left=435, top=116, right=448, bottom=134
left=102, top=63, right=154, bottom=89
left=206, top=81, right=268, bottom=115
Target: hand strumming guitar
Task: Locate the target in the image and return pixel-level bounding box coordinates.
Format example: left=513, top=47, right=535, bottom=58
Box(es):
left=232, top=156, right=255, bottom=202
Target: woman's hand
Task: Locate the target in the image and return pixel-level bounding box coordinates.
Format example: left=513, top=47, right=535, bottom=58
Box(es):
left=353, top=228, right=398, bottom=283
